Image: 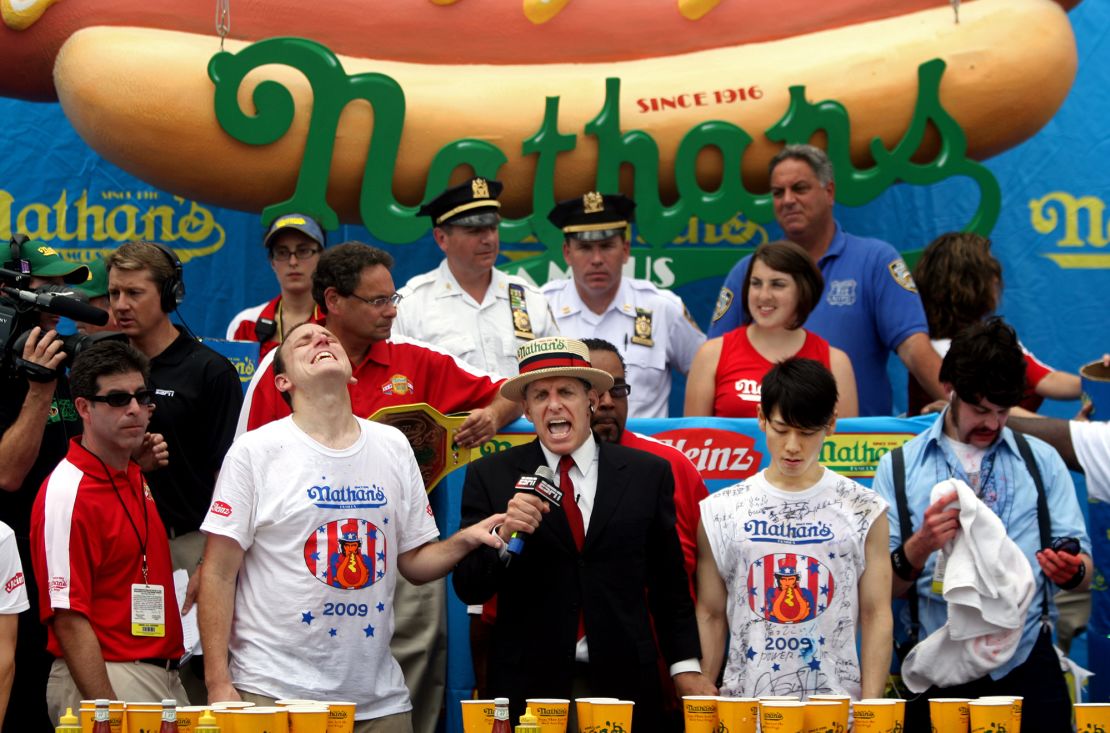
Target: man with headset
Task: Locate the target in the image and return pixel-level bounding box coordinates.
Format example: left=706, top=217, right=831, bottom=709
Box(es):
left=107, top=241, right=241, bottom=700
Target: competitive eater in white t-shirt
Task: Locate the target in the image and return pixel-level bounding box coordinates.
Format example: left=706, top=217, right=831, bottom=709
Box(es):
left=197, top=322, right=507, bottom=731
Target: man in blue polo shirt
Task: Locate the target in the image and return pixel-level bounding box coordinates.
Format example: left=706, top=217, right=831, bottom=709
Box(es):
left=708, top=144, right=943, bottom=415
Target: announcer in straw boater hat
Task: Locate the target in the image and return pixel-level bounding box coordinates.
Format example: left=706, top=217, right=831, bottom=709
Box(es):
left=454, top=336, right=715, bottom=733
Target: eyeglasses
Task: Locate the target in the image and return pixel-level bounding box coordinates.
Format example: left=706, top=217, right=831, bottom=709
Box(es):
left=271, top=245, right=322, bottom=261
left=87, top=389, right=156, bottom=407
left=608, top=383, right=632, bottom=398
left=348, top=292, right=403, bottom=308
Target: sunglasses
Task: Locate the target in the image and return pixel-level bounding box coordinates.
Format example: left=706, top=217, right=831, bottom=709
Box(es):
left=87, top=389, right=156, bottom=407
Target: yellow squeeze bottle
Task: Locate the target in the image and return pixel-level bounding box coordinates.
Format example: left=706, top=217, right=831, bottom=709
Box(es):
left=193, top=710, right=221, bottom=732
left=516, top=707, right=541, bottom=733
left=56, top=707, right=81, bottom=733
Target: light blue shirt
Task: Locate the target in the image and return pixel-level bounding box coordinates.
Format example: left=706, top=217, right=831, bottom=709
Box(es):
left=872, top=410, right=1089, bottom=680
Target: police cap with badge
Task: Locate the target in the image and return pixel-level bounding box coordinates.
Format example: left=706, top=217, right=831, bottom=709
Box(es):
left=547, top=192, right=635, bottom=241
left=419, top=177, right=503, bottom=228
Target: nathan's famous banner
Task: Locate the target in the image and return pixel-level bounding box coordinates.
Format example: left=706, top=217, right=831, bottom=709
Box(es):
left=0, top=4, right=1105, bottom=420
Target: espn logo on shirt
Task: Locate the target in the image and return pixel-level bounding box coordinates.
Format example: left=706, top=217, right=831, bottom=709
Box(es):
left=4, top=572, right=24, bottom=594
left=209, top=501, right=233, bottom=518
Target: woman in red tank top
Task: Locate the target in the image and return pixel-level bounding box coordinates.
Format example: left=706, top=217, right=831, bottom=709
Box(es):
left=685, top=240, right=858, bottom=418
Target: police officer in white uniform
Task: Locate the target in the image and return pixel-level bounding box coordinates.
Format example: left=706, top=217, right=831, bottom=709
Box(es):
left=396, top=177, right=558, bottom=376
left=542, top=193, right=705, bottom=418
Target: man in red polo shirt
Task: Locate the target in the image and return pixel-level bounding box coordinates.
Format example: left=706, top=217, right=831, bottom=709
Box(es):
left=31, top=341, right=186, bottom=724
left=237, top=241, right=520, bottom=730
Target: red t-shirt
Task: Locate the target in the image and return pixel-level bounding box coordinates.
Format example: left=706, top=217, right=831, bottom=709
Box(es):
left=620, top=430, right=708, bottom=596
left=713, top=326, right=831, bottom=418
left=244, top=335, right=505, bottom=429
left=228, top=295, right=326, bottom=359
left=31, top=439, right=184, bottom=661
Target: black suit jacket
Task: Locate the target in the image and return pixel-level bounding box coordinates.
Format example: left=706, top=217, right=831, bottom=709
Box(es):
left=453, top=438, right=699, bottom=733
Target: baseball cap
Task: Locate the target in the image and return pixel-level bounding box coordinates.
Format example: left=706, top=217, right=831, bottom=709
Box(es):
left=18, top=240, right=90, bottom=284
left=263, top=214, right=326, bottom=249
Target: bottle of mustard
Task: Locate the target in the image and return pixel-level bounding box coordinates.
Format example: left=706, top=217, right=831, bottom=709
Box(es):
left=516, top=707, right=541, bottom=733
left=55, top=707, right=81, bottom=733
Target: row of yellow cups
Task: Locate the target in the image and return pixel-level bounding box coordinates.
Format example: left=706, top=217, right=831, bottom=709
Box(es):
left=79, top=698, right=357, bottom=733
left=682, top=695, right=902, bottom=733
left=461, top=698, right=634, bottom=733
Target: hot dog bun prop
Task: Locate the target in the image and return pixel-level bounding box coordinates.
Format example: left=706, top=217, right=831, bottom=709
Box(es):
left=1, top=0, right=1081, bottom=241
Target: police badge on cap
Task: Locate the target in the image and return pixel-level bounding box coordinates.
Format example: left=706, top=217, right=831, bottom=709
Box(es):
left=547, top=192, right=636, bottom=242
left=418, top=177, right=503, bottom=228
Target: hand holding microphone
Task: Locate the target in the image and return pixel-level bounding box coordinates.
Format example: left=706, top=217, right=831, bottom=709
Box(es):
left=505, top=466, right=563, bottom=556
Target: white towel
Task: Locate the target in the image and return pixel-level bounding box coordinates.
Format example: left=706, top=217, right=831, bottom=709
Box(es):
left=901, top=479, right=1036, bottom=692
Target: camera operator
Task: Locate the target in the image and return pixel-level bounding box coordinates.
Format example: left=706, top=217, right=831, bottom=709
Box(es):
left=0, top=238, right=89, bottom=732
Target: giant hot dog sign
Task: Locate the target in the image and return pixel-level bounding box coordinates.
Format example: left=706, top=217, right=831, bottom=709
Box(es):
left=0, top=0, right=1082, bottom=283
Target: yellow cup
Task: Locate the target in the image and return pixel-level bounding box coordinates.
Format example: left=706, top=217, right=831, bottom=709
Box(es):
left=461, top=700, right=497, bottom=733
left=968, top=700, right=1013, bottom=733
left=320, top=701, right=357, bottom=733
left=288, top=705, right=331, bottom=733
left=125, top=702, right=162, bottom=733
left=806, top=695, right=850, bottom=726
left=716, top=697, right=759, bottom=733
left=590, top=701, right=633, bottom=733
left=802, top=700, right=844, bottom=733
left=682, top=696, right=719, bottom=733
left=977, top=696, right=1021, bottom=733
left=526, top=698, right=570, bottom=733
left=799, top=697, right=839, bottom=733
left=175, top=706, right=210, bottom=733
left=760, top=700, right=805, bottom=733
left=889, top=699, right=906, bottom=733
left=80, top=700, right=126, bottom=733
left=231, top=706, right=288, bottom=733
left=852, top=699, right=895, bottom=732
left=577, top=698, right=619, bottom=733
left=1075, top=702, right=1110, bottom=732
left=929, top=698, right=970, bottom=733
left=759, top=696, right=801, bottom=703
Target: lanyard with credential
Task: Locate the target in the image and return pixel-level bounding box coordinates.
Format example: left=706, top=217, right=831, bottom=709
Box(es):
left=92, top=452, right=150, bottom=584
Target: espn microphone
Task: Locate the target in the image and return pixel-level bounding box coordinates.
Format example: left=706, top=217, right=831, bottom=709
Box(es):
left=2, top=285, right=110, bottom=326
left=507, top=465, right=562, bottom=556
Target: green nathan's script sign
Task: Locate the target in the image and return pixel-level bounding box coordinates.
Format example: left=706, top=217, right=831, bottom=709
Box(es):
left=209, top=38, right=999, bottom=285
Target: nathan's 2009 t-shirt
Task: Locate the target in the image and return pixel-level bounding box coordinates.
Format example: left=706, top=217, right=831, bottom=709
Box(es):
left=202, top=417, right=439, bottom=721
left=700, top=469, right=886, bottom=699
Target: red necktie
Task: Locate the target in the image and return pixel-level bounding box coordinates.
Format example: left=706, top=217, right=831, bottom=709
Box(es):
left=558, top=454, right=586, bottom=640
left=559, top=455, right=585, bottom=551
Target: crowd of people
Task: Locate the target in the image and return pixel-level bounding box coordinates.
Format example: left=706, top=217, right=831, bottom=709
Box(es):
left=0, top=143, right=1106, bottom=733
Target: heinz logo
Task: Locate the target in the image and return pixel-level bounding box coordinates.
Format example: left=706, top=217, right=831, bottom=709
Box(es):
left=210, top=501, right=233, bottom=517
left=653, top=428, right=762, bottom=480
left=4, top=572, right=24, bottom=593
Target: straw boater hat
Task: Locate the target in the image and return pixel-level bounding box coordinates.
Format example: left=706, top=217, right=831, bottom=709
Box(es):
left=500, top=337, right=615, bottom=402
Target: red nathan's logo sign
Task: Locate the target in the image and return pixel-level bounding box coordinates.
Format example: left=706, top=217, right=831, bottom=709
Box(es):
left=209, top=501, right=233, bottom=517
left=4, top=572, right=24, bottom=594
left=653, top=429, right=762, bottom=480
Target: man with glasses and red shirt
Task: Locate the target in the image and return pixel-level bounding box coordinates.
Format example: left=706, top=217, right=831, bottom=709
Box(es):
left=226, top=214, right=327, bottom=358
left=237, top=241, right=521, bottom=727
left=31, top=341, right=187, bottom=723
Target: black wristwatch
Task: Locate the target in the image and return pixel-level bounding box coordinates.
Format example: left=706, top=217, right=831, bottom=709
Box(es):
left=891, top=544, right=921, bottom=582
left=1058, top=560, right=1086, bottom=590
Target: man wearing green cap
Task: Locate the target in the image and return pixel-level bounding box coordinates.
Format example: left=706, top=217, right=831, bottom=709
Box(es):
left=0, top=238, right=89, bottom=732
left=71, top=256, right=118, bottom=335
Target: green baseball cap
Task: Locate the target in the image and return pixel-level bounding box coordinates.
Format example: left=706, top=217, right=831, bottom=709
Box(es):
left=18, top=240, right=89, bottom=284
left=71, top=256, right=108, bottom=298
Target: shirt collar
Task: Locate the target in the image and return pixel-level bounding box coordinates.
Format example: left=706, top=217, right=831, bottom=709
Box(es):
left=538, top=432, right=598, bottom=475
left=922, top=406, right=1018, bottom=458
left=817, top=221, right=847, bottom=266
